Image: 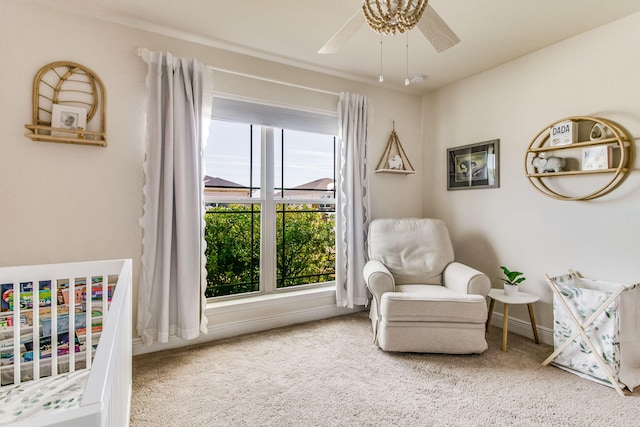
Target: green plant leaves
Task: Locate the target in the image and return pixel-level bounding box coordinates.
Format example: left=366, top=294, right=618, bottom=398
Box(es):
left=498, top=265, right=526, bottom=286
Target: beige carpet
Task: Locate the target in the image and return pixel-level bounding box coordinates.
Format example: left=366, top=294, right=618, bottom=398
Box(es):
left=131, top=312, right=640, bottom=426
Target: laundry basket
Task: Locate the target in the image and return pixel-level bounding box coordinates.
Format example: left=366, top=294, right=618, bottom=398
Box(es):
left=542, top=271, right=640, bottom=396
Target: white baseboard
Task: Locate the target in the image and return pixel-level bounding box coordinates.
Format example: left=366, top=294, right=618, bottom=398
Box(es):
left=133, top=293, right=551, bottom=355
left=488, top=312, right=553, bottom=346
left=133, top=286, right=363, bottom=355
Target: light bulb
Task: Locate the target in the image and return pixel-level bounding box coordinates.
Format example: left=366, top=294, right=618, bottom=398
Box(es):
left=404, top=78, right=410, bottom=86
left=379, top=75, right=384, bottom=83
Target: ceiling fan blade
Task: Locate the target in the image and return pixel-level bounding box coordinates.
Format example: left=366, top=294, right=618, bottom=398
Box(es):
left=416, top=4, right=460, bottom=53
left=318, top=10, right=365, bottom=54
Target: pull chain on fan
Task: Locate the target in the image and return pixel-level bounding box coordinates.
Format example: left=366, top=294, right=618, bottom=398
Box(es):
left=379, top=34, right=384, bottom=83
left=405, top=32, right=410, bottom=86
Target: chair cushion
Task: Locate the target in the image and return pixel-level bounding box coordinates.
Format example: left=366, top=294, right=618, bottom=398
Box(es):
left=368, top=218, right=454, bottom=285
left=380, top=284, right=487, bottom=323
left=376, top=321, right=488, bottom=354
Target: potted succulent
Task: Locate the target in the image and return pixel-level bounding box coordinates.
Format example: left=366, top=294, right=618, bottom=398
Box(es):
left=498, top=266, right=526, bottom=296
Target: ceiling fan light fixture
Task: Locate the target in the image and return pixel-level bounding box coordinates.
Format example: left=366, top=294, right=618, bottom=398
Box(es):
left=362, top=0, right=428, bottom=35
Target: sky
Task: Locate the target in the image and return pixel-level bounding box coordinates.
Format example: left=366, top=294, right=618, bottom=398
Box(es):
left=205, top=120, right=335, bottom=190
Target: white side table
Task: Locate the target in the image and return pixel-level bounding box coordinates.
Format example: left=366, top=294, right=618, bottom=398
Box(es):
left=487, top=288, right=540, bottom=352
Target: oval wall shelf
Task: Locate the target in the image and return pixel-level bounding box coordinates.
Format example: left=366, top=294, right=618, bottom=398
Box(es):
left=524, top=116, right=634, bottom=201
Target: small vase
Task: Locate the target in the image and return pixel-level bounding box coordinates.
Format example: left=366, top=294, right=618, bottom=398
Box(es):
left=504, top=284, right=518, bottom=296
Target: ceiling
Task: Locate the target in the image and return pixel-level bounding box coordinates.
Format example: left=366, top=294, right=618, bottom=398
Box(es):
left=44, top=0, right=640, bottom=94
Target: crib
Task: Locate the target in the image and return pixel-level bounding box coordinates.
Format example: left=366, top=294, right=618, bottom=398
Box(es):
left=0, top=259, right=132, bottom=426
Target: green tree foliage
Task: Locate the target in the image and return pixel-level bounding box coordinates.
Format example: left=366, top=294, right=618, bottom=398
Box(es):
left=204, top=204, right=335, bottom=297
left=204, top=204, right=260, bottom=297
left=276, top=205, right=336, bottom=288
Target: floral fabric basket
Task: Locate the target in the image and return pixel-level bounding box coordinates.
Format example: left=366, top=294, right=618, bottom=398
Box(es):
left=546, top=272, right=640, bottom=393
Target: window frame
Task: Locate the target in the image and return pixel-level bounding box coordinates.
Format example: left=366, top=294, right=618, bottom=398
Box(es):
left=204, top=119, right=337, bottom=301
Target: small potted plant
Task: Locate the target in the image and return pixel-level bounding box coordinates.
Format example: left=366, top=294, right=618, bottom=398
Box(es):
left=498, top=266, right=526, bottom=296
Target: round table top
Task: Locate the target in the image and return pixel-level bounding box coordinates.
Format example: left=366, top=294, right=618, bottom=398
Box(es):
left=488, top=288, right=540, bottom=304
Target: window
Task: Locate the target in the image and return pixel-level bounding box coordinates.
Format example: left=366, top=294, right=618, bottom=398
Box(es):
left=204, top=100, right=337, bottom=299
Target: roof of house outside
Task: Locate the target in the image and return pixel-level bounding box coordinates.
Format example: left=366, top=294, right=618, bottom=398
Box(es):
left=204, top=176, right=247, bottom=189
left=289, top=178, right=334, bottom=191
left=275, top=177, right=334, bottom=198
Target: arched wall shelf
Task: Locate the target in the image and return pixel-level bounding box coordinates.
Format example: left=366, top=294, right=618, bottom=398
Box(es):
left=24, top=61, right=107, bottom=147
left=524, top=116, right=633, bottom=201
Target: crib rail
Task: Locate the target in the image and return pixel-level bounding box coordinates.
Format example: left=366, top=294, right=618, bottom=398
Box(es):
left=0, top=259, right=132, bottom=426
left=82, top=258, right=132, bottom=426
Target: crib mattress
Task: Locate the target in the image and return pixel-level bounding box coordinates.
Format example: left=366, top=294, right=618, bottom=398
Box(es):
left=0, top=369, right=90, bottom=425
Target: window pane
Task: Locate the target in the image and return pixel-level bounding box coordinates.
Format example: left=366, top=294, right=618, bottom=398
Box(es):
left=275, top=130, right=335, bottom=200
left=204, top=204, right=260, bottom=297
left=276, top=203, right=335, bottom=289
left=205, top=116, right=336, bottom=300
left=206, top=120, right=260, bottom=197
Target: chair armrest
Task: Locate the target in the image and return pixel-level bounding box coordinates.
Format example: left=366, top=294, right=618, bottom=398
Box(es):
left=363, top=260, right=395, bottom=345
left=363, top=260, right=395, bottom=300
left=443, top=262, right=491, bottom=297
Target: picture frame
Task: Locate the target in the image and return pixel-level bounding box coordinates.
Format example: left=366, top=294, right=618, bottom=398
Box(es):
left=51, top=104, right=87, bottom=137
left=447, top=139, right=500, bottom=190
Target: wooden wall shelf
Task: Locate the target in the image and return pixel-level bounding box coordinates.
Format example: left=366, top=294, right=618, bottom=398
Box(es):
left=375, top=122, right=415, bottom=174
left=375, top=168, right=415, bottom=175
left=524, top=116, right=633, bottom=201
left=24, top=61, right=107, bottom=147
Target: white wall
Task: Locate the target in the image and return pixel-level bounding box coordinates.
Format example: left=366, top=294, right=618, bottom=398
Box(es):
left=8, top=2, right=636, bottom=351
left=1, top=2, right=423, bottom=352
left=423, top=12, right=640, bottom=334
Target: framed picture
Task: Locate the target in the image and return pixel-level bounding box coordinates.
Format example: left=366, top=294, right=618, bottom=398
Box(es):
left=51, top=104, right=87, bottom=137
left=447, top=139, right=500, bottom=190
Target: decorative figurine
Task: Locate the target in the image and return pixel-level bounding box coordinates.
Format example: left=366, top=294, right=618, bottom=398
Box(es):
left=532, top=155, right=566, bottom=173
left=388, top=154, right=403, bottom=170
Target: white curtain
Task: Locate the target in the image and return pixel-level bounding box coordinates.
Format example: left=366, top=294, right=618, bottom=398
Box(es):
left=137, top=49, right=213, bottom=345
left=336, top=92, right=371, bottom=308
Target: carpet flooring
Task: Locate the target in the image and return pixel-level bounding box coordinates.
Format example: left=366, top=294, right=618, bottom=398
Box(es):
left=130, top=311, right=640, bottom=426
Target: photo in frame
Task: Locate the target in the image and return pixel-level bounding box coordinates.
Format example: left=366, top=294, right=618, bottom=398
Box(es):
left=51, top=104, right=87, bottom=137
left=447, top=139, right=500, bottom=190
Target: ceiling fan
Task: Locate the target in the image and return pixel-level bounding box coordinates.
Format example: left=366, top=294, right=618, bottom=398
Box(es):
left=318, top=1, right=460, bottom=54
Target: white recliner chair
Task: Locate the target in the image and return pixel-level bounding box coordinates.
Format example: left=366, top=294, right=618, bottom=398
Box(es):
left=363, top=218, right=491, bottom=354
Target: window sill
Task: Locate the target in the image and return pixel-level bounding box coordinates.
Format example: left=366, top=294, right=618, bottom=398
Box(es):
left=133, top=283, right=362, bottom=356
left=205, top=283, right=336, bottom=314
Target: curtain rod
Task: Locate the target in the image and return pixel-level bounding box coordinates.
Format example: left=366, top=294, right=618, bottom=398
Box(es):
left=136, top=48, right=341, bottom=97
left=209, top=66, right=341, bottom=97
